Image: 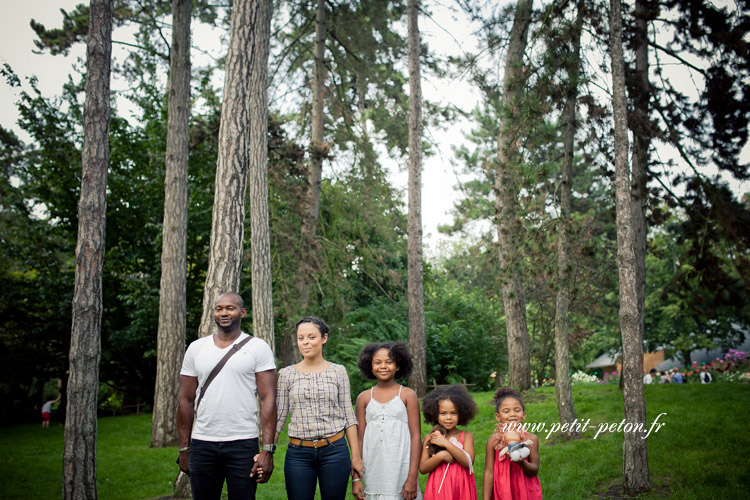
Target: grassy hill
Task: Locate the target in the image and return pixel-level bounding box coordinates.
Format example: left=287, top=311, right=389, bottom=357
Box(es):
left=1, top=383, right=748, bottom=499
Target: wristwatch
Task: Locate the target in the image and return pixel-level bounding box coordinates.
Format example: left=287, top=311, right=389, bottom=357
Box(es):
left=262, top=444, right=276, bottom=454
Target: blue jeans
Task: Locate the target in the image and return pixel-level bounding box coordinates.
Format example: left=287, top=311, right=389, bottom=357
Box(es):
left=189, top=438, right=259, bottom=500
left=284, top=436, right=351, bottom=500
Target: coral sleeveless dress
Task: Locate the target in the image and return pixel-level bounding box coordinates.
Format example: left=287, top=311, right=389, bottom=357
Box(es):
left=492, top=431, right=542, bottom=500
left=424, top=431, right=477, bottom=500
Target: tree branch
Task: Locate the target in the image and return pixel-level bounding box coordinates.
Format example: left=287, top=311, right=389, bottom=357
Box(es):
left=648, top=41, right=707, bottom=75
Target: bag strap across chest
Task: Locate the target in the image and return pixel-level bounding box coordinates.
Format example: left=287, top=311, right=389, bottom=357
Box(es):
left=195, top=335, right=253, bottom=413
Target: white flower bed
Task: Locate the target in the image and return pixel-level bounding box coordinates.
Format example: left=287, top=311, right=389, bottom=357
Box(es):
left=571, top=370, right=599, bottom=385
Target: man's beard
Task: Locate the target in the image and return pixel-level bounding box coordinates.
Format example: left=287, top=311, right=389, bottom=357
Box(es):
left=215, top=317, right=239, bottom=332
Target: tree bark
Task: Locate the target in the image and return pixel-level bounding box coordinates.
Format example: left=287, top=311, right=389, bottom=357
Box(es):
left=406, top=0, right=426, bottom=397
left=197, top=0, right=259, bottom=338
left=495, top=0, right=533, bottom=391
left=248, top=0, right=274, bottom=350
left=610, top=0, right=651, bottom=493
left=63, top=1, right=113, bottom=498
left=554, top=0, right=584, bottom=436
left=281, top=0, right=328, bottom=366
left=152, top=0, right=192, bottom=449
left=630, top=0, right=655, bottom=374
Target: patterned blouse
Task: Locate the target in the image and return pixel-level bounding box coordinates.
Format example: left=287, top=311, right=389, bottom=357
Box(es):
left=276, top=362, right=358, bottom=440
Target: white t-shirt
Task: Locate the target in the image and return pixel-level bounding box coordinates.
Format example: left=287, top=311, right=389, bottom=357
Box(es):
left=181, top=333, right=276, bottom=442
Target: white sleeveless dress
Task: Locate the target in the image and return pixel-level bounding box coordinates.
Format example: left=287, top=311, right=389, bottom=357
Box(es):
left=362, top=386, right=421, bottom=500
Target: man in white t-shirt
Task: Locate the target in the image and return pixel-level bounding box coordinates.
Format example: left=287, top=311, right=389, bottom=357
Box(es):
left=177, top=292, right=277, bottom=500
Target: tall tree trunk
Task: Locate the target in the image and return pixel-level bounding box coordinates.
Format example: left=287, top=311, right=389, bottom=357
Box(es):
left=631, top=0, right=655, bottom=370
left=63, top=1, right=113, bottom=498
left=610, top=0, right=650, bottom=493
left=197, top=0, right=259, bottom=338
left=151, top=0, right=192, bottom=449
left=248, top=0, right=274, bottom=350
left=554, top=0, right=584, bottom=436
left=406, top=0, right=426, bottom=397
left=495, top=0, right=533, bottom=391
left=281, top=0, right=328, bottom=366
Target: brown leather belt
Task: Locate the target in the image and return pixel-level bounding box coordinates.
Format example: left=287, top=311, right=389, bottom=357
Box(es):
left=289, top=431, right=345, bottom=448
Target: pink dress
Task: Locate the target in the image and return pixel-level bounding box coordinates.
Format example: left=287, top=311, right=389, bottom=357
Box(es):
left=424, top=431, right=477, bottom=500
left=492, top=432, right=542, bottom=500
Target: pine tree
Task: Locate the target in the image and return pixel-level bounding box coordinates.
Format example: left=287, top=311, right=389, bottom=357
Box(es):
left=611, top=0, right=650, bottom=492
left=406, top=0, right=426, bottom=397
left=495, top=0, right=533, bottom=390
left=554, top=0, right=584, bottom=437
left=63, top=1, right=114, bottom=498
left=152, top=0, right=192, bottom=449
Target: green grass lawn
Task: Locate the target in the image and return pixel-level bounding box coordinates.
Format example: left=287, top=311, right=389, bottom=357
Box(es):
left=1, top=383, right=748, bottom=499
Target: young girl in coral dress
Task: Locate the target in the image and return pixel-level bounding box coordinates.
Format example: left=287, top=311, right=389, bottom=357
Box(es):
left=483, top=387, right=542, bottom=500
left=420, top=385, right=479, bottom=499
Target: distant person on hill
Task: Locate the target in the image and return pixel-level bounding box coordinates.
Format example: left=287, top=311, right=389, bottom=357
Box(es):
left=643, top=368, right=657, bottom=384
left=41, top=394, right=60, bottom=428
left=659, top=371, right=671, bottom=383
left=700, top=367, right=713, bottom=384
left=671, top=369, right=684, bottom=384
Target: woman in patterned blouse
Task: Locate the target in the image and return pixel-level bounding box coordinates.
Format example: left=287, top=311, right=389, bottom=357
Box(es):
left=275, top=316, right=364, bottom=499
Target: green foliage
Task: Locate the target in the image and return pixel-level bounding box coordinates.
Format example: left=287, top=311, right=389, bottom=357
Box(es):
left=274, top=0, right=414, bottom=157
left=328, top=298, right=408, bottom=397
left=441, top=83, right=620, bottom=379
left=644, top=184, right=750, bottom=363
left=424, top=277, right=505, bottom=390
left=0, top=57, right=217, bottom=416
left=326, top=274, right=507, bottom=396
left=0, top=122, right=74, bottom=424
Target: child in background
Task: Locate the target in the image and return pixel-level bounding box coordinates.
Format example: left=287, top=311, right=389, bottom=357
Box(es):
left=41, top=394, right=60, bottom=428
left=355, top=342, right=422, bottom=500
left=420, top=385, right=478, bottom=500
left=483, top=388, right=541, bottom=500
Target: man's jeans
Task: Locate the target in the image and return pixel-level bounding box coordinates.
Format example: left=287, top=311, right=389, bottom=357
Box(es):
left=189, top=438, right=259, bottom=500
left=284, top=436, right=351, bottom=499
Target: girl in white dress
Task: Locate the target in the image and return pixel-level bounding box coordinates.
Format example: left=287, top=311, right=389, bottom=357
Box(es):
left=355, top=342, right=422, bottom=500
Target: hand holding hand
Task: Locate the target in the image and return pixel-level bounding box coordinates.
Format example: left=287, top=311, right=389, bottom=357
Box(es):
left=351, top=458, right=364, bottom=480
left=251, top=451, right=274, bottom=483
left=352, top=478, right=365, bottom=500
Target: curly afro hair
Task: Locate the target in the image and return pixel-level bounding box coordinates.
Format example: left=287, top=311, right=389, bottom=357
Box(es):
left=422, top=385, right=479, bottom=426
left=357, top=341, right=414, bottom=379
left=493, top=387, right=525, bottom=412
